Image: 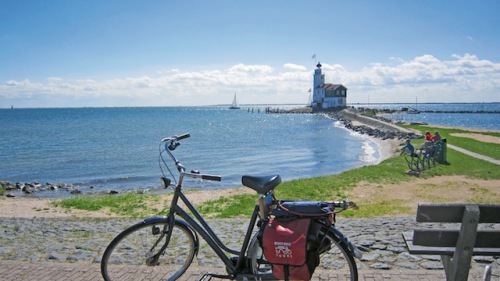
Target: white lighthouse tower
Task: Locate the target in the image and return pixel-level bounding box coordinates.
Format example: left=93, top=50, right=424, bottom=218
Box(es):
left=312, top=62, right=325, bottom=108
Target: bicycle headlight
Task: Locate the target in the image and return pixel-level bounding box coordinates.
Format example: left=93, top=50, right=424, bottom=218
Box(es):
left=161, top=177, right=171, bottom=189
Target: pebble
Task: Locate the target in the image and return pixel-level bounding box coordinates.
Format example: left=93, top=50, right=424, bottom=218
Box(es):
left=0, top=216, right=498, bottom=272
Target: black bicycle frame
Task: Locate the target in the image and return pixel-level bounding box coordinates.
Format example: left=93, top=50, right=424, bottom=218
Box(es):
left=166, top=184, right=261, bottom=275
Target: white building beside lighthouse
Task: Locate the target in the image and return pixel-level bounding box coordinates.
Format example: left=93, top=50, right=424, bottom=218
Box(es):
left=311, top=62, right=347, bottom=111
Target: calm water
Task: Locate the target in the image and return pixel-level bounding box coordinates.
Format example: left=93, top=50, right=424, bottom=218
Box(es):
left=353, top=103, right=500, bottom=131
left=0, top=106, right=378, bottom=198
left=2, top=103, right=497, bottom=198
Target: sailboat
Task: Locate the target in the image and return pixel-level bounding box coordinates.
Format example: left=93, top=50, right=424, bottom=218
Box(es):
left=229, top=93, right=240, bottom=109
left=407, top=97, right=420, bottom=114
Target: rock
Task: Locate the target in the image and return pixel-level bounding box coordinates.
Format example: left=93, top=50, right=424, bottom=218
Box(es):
left=420, top=261, right=444, bottom=270
left=395, top=262, right=420, bottom=270
left=47, top=253, right=66, bottom=261
left=421, top=255, right=441, bottom=261
left=360, top=252, right=379, bottom=261
left=66, top=256, right=79, bottom=262
left=371, top=243, right=387, bottom=250
left=370, top=263, right=391, bottom=270
left=398, top=252, right=422, bottom=262
left=22, top=185, right=34, bottom=194
left=474, top=256, right=495, bottom=263
left=386, top=245, right=406, bottom=253
left=378, top=256, right=397, bottom=263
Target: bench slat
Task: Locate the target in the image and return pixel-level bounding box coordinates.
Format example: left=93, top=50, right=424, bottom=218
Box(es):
left=413, top=229, right=500, bottom=248
left=403, top=232, right=500, bottom=256
left=416, top=203, right=500, bottom=223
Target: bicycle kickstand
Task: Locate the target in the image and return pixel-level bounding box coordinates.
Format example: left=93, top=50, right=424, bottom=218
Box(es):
left=196, top=272, right=213, bottom=281
left=196, top=272, right=232, bottom=281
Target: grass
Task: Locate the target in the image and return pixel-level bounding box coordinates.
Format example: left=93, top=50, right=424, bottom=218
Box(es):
left=52, top=125, right=499, bottom=219
left=52, top=193, right=167, bottom=218
left=195, top=148, right=499, bottom=218
left=197, top=194, right=259, bottom=218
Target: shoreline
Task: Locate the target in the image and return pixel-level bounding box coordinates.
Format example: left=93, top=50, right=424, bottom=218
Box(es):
left=1, top=108, right=408, bottom=200
left=2, top=109, right=499, bottom=219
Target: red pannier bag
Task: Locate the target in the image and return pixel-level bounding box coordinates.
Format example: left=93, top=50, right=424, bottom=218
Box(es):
left=262, top=217, right=312, bottom=280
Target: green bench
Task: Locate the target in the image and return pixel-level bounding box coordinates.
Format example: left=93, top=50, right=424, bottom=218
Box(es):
left=403, top=203, right=500, bottom=281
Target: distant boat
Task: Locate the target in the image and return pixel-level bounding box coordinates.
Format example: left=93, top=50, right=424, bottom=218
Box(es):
left=229, top=94, right=240, bottom=109
left=407, top=97, right=420, bottom=114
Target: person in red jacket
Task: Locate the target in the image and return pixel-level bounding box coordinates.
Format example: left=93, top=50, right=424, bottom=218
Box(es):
left=425, top=131, right=433, bottom=141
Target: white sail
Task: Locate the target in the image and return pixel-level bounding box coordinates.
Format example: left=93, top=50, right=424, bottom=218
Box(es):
left=230, top=93, right=240, bottom=109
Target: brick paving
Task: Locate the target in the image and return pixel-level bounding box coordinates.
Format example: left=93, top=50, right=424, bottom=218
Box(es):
left=0, top=260, right=490, bottom=281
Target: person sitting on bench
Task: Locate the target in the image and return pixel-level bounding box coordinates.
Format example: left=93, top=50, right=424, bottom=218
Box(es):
left=400, top=139, right=418, bottom=157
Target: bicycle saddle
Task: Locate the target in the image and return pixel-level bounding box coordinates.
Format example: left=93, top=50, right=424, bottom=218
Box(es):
left=241, top=174, right=282, bottom=195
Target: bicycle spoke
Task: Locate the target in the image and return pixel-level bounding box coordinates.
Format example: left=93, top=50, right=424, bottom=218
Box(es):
left=102, top=220, right=196, bottom=281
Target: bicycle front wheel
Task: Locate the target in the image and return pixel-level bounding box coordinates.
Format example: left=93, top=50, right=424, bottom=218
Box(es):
left=101, top=219, right=196, bottom=281
left=316, top=227, right=358, bottom=280
left=247, top=225, right=358, bottom=280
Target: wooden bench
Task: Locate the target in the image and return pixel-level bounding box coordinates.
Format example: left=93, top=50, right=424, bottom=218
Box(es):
left=403, top=203, right=500, bottom=281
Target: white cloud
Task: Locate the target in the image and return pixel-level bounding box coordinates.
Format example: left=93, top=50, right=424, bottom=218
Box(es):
left=228, top=64, right=273, bottom=73
left=283, top=63, right=307, bottom=71
left=1, top=55, right=499, bottom=107
left=339, top=54, right=500, bottom=103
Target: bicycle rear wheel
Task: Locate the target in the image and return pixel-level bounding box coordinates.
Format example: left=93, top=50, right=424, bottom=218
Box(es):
left=101, top=219, right=196, bottom=281
left=247, top=226, right=358, bottom=280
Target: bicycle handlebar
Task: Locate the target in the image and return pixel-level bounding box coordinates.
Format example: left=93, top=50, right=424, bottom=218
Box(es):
left=333, top=199, right=358, bottom=211
left=181, top=172, right=222, bottom=182
left=176, top=133, right=190, bottom=141
left=161, top=133, right=222, bottom=182
left=202, top=174, right=223, bottom=181
left=161, top=133, right=190, bottom=143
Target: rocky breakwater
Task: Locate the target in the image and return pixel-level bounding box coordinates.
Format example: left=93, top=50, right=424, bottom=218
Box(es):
left=0, top=180, right=134, bottom=198
left=331, top=108, right=422, bottom=140
left=0, top=180, right=80, bottom=197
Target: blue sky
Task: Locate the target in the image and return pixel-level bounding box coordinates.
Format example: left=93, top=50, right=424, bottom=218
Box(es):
left=1, top=0, right=499, bottom=108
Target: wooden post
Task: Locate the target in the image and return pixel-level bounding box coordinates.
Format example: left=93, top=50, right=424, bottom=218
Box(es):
left=445, top=204, right=479, bottom=281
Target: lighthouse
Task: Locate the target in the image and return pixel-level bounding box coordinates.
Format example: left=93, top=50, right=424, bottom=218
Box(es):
left=311, top=62, right=347, bottom=112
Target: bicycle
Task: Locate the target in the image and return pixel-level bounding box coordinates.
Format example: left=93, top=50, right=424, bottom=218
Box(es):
left=100, top=133, right=361, bottom=281
left=403, top=151, right=421, bottom=172
left=419, top=144, right=436, bottom=170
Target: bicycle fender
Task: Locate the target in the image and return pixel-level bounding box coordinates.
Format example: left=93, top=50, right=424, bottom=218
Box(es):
left=330, top=227, right=363, bottom=259
left=143, top=215, right=167, bottom=224
left=142, top=216, right=200, bottom=257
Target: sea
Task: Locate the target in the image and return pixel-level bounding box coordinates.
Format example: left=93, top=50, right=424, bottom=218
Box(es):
left=353, top=103, right=500, bottom=131
left=0, top=103, right=498, bottom=198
